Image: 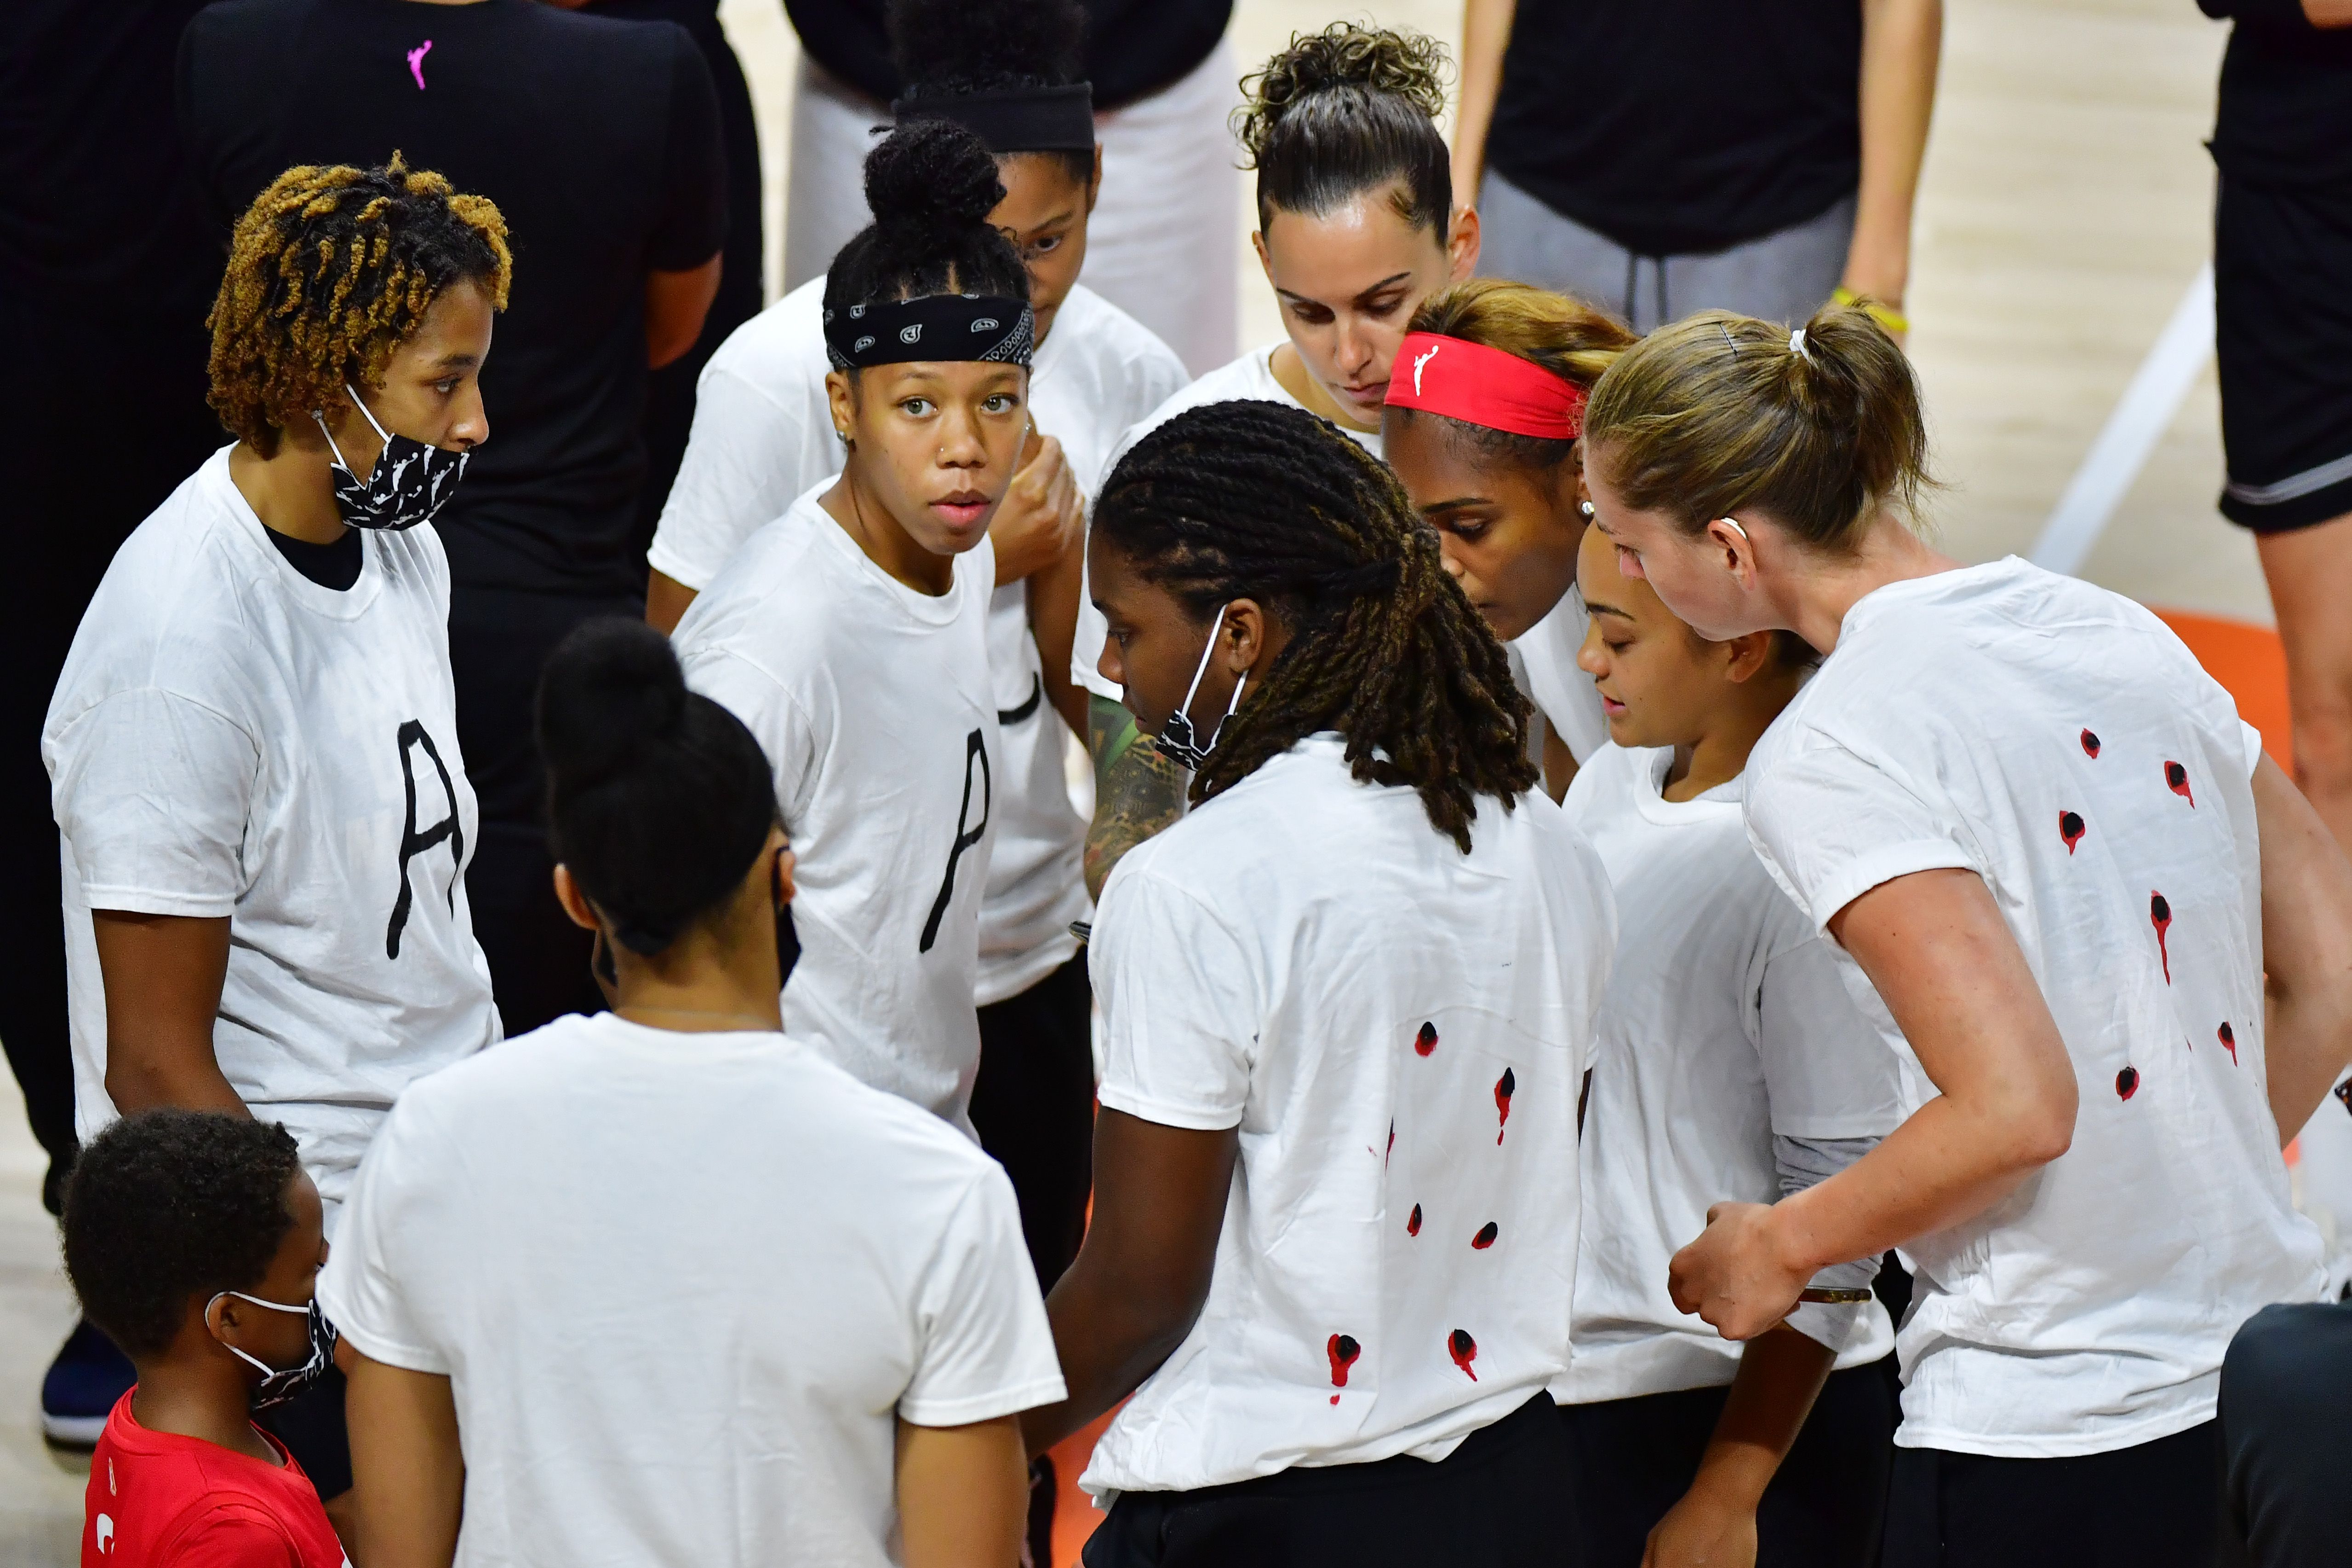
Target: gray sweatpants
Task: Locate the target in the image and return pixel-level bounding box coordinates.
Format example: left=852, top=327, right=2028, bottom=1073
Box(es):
left=1478, top=170, right=1857, bottom=334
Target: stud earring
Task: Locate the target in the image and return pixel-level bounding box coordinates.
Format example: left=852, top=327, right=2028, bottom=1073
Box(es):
left=1579, top=500, right=1595, bottom=518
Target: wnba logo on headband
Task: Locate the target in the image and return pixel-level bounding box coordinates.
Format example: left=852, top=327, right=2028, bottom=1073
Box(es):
left=825, top=293, right=1035, bottom=371
left=1384, top=331, right=1587, bottom=441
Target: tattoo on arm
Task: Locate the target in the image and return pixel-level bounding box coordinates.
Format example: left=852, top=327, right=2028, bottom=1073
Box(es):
left=1085, top=695, right=1188, bottom=901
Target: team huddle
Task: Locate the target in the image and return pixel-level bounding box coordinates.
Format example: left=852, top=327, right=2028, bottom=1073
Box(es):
left=43, top=13, right=2352, bottom=1568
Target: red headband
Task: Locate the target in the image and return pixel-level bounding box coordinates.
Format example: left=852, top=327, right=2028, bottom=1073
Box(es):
left=1384, top=331, right=1586, bottom=441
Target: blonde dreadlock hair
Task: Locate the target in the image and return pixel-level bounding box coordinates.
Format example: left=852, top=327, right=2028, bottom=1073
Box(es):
left=207, top=156, right=511, bottom=457
left=1094, top=400, right=1537, bottom=852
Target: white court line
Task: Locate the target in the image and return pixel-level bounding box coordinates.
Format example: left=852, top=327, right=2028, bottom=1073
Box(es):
left=2028, top=263, right=2216, bottom=577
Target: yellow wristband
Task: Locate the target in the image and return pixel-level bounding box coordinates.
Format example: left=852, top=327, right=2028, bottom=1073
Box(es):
left=1832, top=286, right=1909, bottom=335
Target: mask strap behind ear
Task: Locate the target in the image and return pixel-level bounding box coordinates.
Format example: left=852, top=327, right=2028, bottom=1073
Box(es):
left=1177, top=605, right=1229, bottom=718
left=343, top=384, right=394, bottom=445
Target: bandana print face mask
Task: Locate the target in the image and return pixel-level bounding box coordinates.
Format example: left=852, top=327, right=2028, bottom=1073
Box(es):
left=314, top=385, right=467, bottom=531
left=207, top=1292, right=338, bottom=1412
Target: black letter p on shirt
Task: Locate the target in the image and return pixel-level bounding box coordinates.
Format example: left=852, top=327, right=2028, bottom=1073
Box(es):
left=388, top=720, right=464, bottom=959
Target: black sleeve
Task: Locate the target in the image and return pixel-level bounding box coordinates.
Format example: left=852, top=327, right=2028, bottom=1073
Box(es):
left=649, top=24, right=727, bottom=274
left=2197, top=0, right=2312, bottom=25
left=174, top=2, right=292, bottom=240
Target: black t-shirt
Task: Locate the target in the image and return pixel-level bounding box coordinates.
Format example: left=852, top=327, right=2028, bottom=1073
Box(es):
left=784, top=0, right=1231, bottom=110
left=1486, top=0, right=1862, bottom=258
left=178, top=0, right=727, bottom=598
left=265, top=523, right=365, bottom=591
left=0, top=0, right=216, bottom=306
left=2201, top=0, right=2352, bottom=189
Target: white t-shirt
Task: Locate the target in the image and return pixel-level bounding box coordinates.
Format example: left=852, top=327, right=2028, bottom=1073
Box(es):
left=44, top=447, right=498, bottom=1226
left=1557, top=744, right=1901, bottom=1404
left=1512, top=588, right=1611, bottom=765
left=674, top=491, right=1000, bottom=1127
left=317, top=1011, right=1064, bottom=1568
left=1075, top=343, right=1382, bottom=701
left=649, top=279, right=1189, bottom=1003
left=1084, top=734, right=1614, bottom=1496
left=1744, top=555, right=2325, bottom=1458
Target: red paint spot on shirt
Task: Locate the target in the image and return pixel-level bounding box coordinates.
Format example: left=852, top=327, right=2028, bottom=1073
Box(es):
left=2219, top=1022, right=2237, bottom=1066
left=1328, top=1333, right=1360, bottom=1402
left=2151, top=893, right=2173, bottom=984
left=1472, top=1221, right=1499, bottom=1250
left=1407, top=1203, right=1421, bottom=1236
left=1494, top=1067, right=1516, bottom=1145
left=2117, top=1065, right=2140, bottom=1100
left=2165, top=761, right=2195, bottom=806
left=1448, top=1328, right=1479, bottom=1380
left=2059, top=810, right=2086, bottom=854
left=2081, top=728, right=2101, bottom=758
left=1414, top=1022, right=1438, bottom=1057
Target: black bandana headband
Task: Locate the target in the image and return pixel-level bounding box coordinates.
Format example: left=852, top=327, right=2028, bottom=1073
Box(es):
left=824, top=293, right=1036, bottom=372
left=892, top=85, right=1096, bottom=154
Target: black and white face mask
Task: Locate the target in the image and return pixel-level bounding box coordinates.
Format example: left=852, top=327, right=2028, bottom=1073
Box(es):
left=208, top=1292, right=338, bottom=1412
left=1155, top=604, right=1248, bottom=772
left=315, top=385, right=467, bottom=531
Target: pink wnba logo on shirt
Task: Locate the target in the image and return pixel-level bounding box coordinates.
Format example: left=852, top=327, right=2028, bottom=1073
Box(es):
left=407, top=40, right=433, bottom=90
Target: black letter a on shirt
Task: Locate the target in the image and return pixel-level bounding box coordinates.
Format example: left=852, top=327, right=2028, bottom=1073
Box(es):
left=388, top=719, right=464, bottom=960
left=920, top=728, right=991, bottom=954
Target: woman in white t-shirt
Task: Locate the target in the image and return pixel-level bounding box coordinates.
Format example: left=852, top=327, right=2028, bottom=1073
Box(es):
left=672, top=120, right=1032, bottom=1129
left=1583, top=304, right=2352, bottom=1568
left=1071, top=23, right=1483, bottom=895
left=325, top=618, right=1064, bottom=1568
left=43, top=156, right=509, bottom=1504
left=1559, top=523, right=1905, bottom=1568
left=1025, top=399, right=1615, bottom=1564
left=1381, top=278, right=1632, bottom=799
left=644, top=13, right=1189, bottom=1398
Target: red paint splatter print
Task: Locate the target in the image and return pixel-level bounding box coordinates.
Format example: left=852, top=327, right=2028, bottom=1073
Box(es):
left=1472, top=1222, right=1499, bottom=1250
left=1448, top=1329, right=1479, bottom=1381
left=2059, top=810, right=2086, bottom=854
left=2151, top=893, right=2173, bottom=984
left=1327, top=1333, right=1360, bottom=1403
left=1407, top=1203, right=1421, bottom=1237
left=2117, top=1065, right=2140, bottom=1100
left=1494, top=1068, right=1516, bottom=1145
left=1414, top=1022, right=1438, bottom=1057
left=2165, top=761, right=2195, bottom=807
left=2081, top=728, right=2101, bottom=758
left=2219, top=1022, right=2237, bottom=1066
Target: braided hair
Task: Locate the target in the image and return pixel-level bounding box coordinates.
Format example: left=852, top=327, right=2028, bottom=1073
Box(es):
left=1095, top=401, right=1535, bottom=851
left=207, top=156, right=510, bottom=457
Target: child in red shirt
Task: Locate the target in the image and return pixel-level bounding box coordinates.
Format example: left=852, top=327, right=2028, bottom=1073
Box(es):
left=62, top=1110, right=346, bottom=1567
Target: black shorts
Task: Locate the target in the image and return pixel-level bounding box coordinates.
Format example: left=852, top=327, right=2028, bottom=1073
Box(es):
left=2220, top=1300, right=2352, bottom=1568
left=2215, top=174, right=2352, bottom=533
left=969, top=954, right=1096, bottom=1290
left=1081, top=1394, right=1576, bottom=1568
left=1880, top=1419, right=2221, bottom=1568
left=1558, top=1360, right=1897, bottom=1568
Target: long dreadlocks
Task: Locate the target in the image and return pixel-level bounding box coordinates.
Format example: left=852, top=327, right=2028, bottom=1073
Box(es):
left=1093, top=399, right=1537, bottom=852
left=207, top=156, right=510, bottom=456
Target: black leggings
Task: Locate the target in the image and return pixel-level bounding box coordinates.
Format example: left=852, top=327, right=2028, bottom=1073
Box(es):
left=968, top=954, right=1095, bottom=1290
left=1083, top=1394, right=1578, bottom=1568
left=1882, top=1418, right=2221, bottom=1568
left=1560, top=1360, right=1897, bottom=1568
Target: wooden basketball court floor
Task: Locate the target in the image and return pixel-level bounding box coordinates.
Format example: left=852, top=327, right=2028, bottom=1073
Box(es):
left=0, top=3, right=2301, bottom=1562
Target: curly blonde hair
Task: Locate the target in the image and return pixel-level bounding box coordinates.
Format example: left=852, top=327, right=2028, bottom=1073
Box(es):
left=207, top=156, right=511, bottom=457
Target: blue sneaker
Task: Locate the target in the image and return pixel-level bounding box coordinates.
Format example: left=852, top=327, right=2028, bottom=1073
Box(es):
left=41, top=1317, right=133, bottom=1448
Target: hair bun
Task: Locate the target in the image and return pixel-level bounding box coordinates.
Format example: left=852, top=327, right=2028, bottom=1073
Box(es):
left=537, top=618, right=687, bottom=789
left=1238, top=23, right=1448, bottom=162
left=864, top=120, right=1007, bottom=242
left=890, top=0, right=1085, bottom=92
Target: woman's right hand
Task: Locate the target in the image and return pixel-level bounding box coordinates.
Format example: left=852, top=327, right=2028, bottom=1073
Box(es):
left=990, top=430, right=1083, bottom=586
